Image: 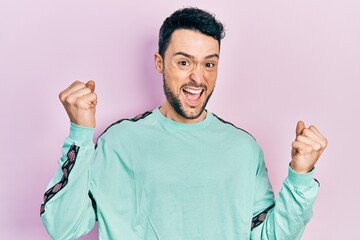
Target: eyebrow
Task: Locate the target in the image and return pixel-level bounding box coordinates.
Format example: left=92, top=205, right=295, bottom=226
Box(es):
left=174, top=52, right=220, bottom=60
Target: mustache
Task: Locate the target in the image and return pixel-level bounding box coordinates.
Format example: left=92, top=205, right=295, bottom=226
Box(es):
left=181, top=82, right=207, bottom=91
left=162, top=75, right=207, bottom=91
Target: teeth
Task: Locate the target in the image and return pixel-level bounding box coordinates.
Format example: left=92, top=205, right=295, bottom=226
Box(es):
left=183, top=88, right=202, bottom=94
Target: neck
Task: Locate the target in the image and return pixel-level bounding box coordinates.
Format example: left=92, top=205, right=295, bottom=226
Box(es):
left=159, top=102, right=207, bottom=123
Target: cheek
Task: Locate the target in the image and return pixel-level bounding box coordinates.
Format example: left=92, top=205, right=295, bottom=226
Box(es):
left=205, top=72, right=217, bottom=88
left=166, top=68, right=190, bottom=84
left=164, top=72, right=183, bottom=93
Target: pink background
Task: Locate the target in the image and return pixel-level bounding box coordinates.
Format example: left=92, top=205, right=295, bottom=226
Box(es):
left=1, top=0, right=359, bottom=239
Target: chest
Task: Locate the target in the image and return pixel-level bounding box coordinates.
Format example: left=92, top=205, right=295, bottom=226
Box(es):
left=119, top=132, right=257, bottom=199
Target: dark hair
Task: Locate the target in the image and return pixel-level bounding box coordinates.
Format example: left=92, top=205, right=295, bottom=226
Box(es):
left=158, top=7, right=225, bottom=58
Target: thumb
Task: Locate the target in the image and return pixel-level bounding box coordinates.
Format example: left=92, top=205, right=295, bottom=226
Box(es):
left=296, top=120, right=305, bottom=137
left=86, top=80, right=95, bottom=92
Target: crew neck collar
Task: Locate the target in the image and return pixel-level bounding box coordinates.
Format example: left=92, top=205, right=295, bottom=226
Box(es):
left=154, top=107, right=213, bottom=130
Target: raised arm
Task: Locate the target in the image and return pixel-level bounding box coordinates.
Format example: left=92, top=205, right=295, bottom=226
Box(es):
left=251, top=121, right=327, bottom=239
left=40, top=80, right=98, bottom=239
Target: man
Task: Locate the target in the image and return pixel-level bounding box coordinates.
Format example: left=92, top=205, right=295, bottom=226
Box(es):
left=41, top=7, right=327, bottom=239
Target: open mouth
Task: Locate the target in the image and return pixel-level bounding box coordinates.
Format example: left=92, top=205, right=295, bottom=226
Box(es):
left=182, top=86, right=204, bottom=105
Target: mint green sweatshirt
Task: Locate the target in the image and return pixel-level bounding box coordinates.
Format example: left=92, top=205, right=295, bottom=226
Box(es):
left=41, top=108, right=318, bottom=239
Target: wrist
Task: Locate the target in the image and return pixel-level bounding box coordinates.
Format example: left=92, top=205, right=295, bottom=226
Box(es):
left=290, top=161, right=314, bottom=174
left=68, top=122, right=95, bottom=146
left=287, top=164, right=316, bottom=188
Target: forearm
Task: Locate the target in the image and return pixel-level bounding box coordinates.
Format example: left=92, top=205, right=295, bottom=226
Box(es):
left=251, top=167, right=319, bottom=239
left=40, top=123, right=96, bottom=240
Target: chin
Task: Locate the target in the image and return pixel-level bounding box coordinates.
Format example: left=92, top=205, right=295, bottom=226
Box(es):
left=180, top=104, right=206, bottom=120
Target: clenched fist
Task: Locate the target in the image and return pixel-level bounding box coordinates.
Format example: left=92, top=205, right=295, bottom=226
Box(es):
left=59, top=80, right=97, bottom=128
left=290, top=121, right=327, bottom=173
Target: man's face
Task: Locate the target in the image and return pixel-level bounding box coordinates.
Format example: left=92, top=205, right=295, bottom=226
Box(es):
left=155, top=29, right=220, bottom=123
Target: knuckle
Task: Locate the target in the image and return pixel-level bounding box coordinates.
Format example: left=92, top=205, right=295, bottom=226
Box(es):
left=305, top=145, right=312, bottom=152
left=302, top=128, right=310, bottom=135
left=65, top=95, right=76, bottom=104
left=296, top=135, right=303, bottom=141
left=58, top=91, right=65, bottom=101
left=75, top=80, right=85, bottom=87
left=82, top=88, right=91, bottom=95
left=74, top=98, right=83, bottom=106
left=323, top=137, right=328, bottom=146
left=313, top=143, right=322, bottom=151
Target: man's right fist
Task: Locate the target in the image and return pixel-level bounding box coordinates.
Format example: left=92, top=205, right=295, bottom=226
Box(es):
left=59, top=80, right=97, bottom=128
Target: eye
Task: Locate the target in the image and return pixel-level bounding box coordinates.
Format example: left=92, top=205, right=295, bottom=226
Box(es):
left=178, top=60, right=189, bottom=66
left=205, top=62, right=215, bottom=68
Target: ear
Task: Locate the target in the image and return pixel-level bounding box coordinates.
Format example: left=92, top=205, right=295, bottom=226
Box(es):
left=154, top=53, right=164, bottom=73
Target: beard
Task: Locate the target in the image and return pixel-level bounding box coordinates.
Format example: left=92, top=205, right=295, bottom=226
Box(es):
left=163, top=76, right=213, bottom=120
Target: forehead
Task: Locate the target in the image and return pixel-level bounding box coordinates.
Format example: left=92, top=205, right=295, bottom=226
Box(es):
left=166, top=29, right=220, bottom=58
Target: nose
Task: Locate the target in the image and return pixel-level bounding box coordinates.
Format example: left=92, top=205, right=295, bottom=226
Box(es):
left=190, top=65, right=204, bottom=85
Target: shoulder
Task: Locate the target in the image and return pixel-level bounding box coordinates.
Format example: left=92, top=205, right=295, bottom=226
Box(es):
left=211, top=112, right=256, bottom=141
left=95, top=110, right=154, bottom=146
left=210, top=113, right=263, bottom=164
left=210, top=112, right=261, bottom=152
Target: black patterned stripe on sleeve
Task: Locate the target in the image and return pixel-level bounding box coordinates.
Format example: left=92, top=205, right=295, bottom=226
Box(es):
left=251, top=205, right=274, bottom=231
left=40, top=144, right=80, bottom=216
left=212, top=113, right=256, bottom=141
left=95, top=110, right=153, bottom=149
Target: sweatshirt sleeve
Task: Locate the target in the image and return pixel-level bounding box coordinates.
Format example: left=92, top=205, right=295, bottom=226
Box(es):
left=250, top=150, right=319, bottom=239
left=40, top=123, right=97, bottom=240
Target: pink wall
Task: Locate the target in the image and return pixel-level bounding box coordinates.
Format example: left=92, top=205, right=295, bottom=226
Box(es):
left=1, top=0, right=359, bottom=239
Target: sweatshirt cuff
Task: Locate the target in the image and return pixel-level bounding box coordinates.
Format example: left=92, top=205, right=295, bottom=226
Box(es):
left=68, top=122, right=95, bottom=146
left=286, top=165, right=316, bottom=188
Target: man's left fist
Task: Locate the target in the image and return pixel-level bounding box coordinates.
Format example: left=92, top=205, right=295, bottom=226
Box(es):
left=290, top=121, right=328, bottom=173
